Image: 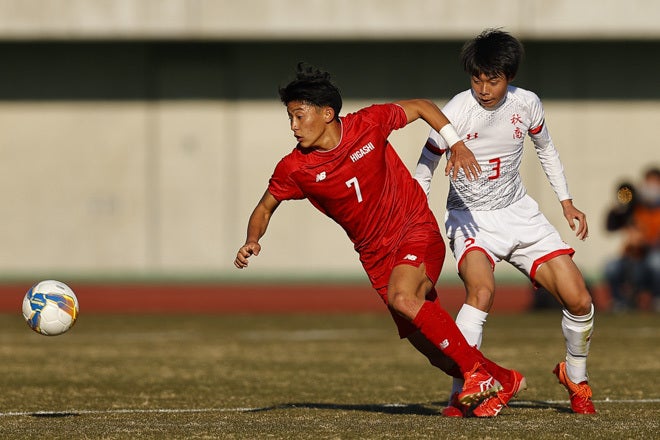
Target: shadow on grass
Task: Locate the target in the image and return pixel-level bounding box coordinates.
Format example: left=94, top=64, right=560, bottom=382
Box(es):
left=509, top=400, right=574, bottom=414
left=31, top=412, right=79, bottom=418
left=247, top=399, right=574, bottom=416
left=248, top=402, right=440, bottom=416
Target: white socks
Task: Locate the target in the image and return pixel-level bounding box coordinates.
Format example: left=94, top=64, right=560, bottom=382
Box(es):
left=446, top=301, right=594, bottom=397
left=562, top=304, right=594, bottom=384
left=455, top=303, right=488, bottom=348
left=450, top=304, right=489, bottom=395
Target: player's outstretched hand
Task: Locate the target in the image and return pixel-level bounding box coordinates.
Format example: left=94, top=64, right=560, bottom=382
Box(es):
left=444, top=141, right=481, bottom=181
left=561, top=200, right=589, bottom=241
left=234, top=242, right=261, bottom=269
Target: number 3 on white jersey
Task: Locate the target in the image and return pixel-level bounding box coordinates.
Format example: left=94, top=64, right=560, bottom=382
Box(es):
left=345, top=176, right=363, bottom=203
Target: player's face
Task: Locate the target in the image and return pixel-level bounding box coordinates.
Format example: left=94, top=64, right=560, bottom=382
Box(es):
left=470, top=73, right=509, bottom=109
left=286, top=101, right=332, bottom=149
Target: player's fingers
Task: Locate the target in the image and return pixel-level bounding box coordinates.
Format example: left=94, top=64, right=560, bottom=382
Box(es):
left=469, top=163, right=479, bottom=181
left=578, top=221, right=589, bottom=240
left=567, top=217, right=576, bottom=231
left=573, top=213, right=587, bottom=238
left=463, top=163, right=474, bottom=181
left=444, top=160, right=453, bottom=177
left=473, top=162, right=482, bottom=178
left=463, top=159, right=480, bottom=181
left=234, top=248, right=251, bottom=267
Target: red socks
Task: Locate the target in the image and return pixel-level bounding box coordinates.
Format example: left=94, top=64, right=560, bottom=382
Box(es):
left=412, top=300, right=482, bottom=374
left=477, top=356, right=512, bottom=385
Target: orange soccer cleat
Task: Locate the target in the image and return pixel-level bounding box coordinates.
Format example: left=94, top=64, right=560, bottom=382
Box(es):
left=553, top=361, right=596, bottom=414
left=458, top=363, right=502, bottom=406
left=441, top=391, right=471, bottom=417
left=472, top=369, right=527, bottom=417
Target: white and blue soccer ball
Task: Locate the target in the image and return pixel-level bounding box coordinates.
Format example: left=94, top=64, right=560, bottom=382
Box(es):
left=22, top=280, right=79, bottom=336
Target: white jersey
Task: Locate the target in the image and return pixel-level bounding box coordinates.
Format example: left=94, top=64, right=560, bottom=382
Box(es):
left=415, top=86, right=571, bottom=211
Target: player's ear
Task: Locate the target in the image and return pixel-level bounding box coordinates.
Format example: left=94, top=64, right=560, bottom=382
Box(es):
left=323, top=106, right=335, bottom=122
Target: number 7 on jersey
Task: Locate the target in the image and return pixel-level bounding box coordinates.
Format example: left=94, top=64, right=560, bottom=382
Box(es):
left=345, top=177, right=363, bottom=203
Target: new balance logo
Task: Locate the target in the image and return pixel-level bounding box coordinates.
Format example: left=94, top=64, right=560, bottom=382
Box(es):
left=315, top=171, right=327, bottom=182
left=403, top=254, right=418, bottom=261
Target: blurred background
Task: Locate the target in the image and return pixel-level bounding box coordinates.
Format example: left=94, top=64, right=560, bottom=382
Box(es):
left=0, top=0, right=658, bottom=303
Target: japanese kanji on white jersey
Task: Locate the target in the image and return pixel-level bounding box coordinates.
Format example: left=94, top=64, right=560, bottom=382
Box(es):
left=419, top=86, right=571, bottom=211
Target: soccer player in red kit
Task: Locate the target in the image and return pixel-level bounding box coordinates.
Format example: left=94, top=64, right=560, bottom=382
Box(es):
left=234, top=63, right=524, bottom=411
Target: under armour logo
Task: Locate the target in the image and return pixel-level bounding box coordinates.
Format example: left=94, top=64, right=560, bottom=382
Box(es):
left=316, top=171, right=327, bottom=182
left=403, top=254, right=418, bottom=261
left=439, top=339, right=449, bottom=349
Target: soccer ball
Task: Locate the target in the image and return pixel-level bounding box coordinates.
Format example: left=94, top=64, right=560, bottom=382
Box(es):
left=22, top=280, right=79, bottom=336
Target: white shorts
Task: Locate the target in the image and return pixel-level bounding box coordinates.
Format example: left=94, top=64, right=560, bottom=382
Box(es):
left=444, top=194, right=574, bottom=281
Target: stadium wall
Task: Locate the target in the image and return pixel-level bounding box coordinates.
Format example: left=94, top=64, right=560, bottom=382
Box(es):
left=0, top=1, right=658, bottom=288
left=0, top=0, right=658, bottom=40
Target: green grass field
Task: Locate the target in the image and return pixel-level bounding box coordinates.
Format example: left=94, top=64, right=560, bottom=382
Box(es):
left=0, top=311, right=658, bottom=439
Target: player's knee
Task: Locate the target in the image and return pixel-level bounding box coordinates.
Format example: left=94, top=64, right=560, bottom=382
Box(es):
left=388, top=290, right=421, bottom=321
left=566, top=292, right=593, bottom=317
left=387, top=290, right=407, bottom=314
left=467, top=286, right=494, bottom=311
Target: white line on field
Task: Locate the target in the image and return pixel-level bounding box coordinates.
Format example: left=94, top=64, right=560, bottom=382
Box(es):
left=1, top=398, right=658, bottom=417
left=510, top=398, right=660, bottom=406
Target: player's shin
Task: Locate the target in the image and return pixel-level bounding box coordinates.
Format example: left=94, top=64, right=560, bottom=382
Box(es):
left=411, top=301, right=483, bottom=373
left=561, top=304, right=594, bottom=383
left=451, top=304, right=489, bottom=394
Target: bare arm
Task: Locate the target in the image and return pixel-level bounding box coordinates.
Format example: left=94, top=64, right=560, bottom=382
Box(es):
left=234, top=190, right=281, bottom=269
left=395, top=99, right=481, bottom=181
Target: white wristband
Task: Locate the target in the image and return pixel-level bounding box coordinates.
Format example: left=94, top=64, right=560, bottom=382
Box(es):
left=439, top=124, right=461, bottom=148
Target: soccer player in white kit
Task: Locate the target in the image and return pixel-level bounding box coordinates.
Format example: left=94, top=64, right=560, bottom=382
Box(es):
left=415, top=29, right=596, bottom=417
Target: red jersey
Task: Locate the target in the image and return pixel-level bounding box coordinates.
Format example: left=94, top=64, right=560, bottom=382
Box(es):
left=269, top=103, right=437, bottom=272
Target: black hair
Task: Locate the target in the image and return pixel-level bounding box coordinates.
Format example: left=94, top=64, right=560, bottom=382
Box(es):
left=278, top=62, right=342, bottom=120
left=460, top=28, right=524, bottom=80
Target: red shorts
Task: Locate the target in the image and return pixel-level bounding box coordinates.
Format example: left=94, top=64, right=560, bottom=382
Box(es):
left=363, top=221, right=446, bottom=338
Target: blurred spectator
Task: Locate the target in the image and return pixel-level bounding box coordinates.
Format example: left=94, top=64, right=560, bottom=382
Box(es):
left=604, top=167, right=660, bottom=311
